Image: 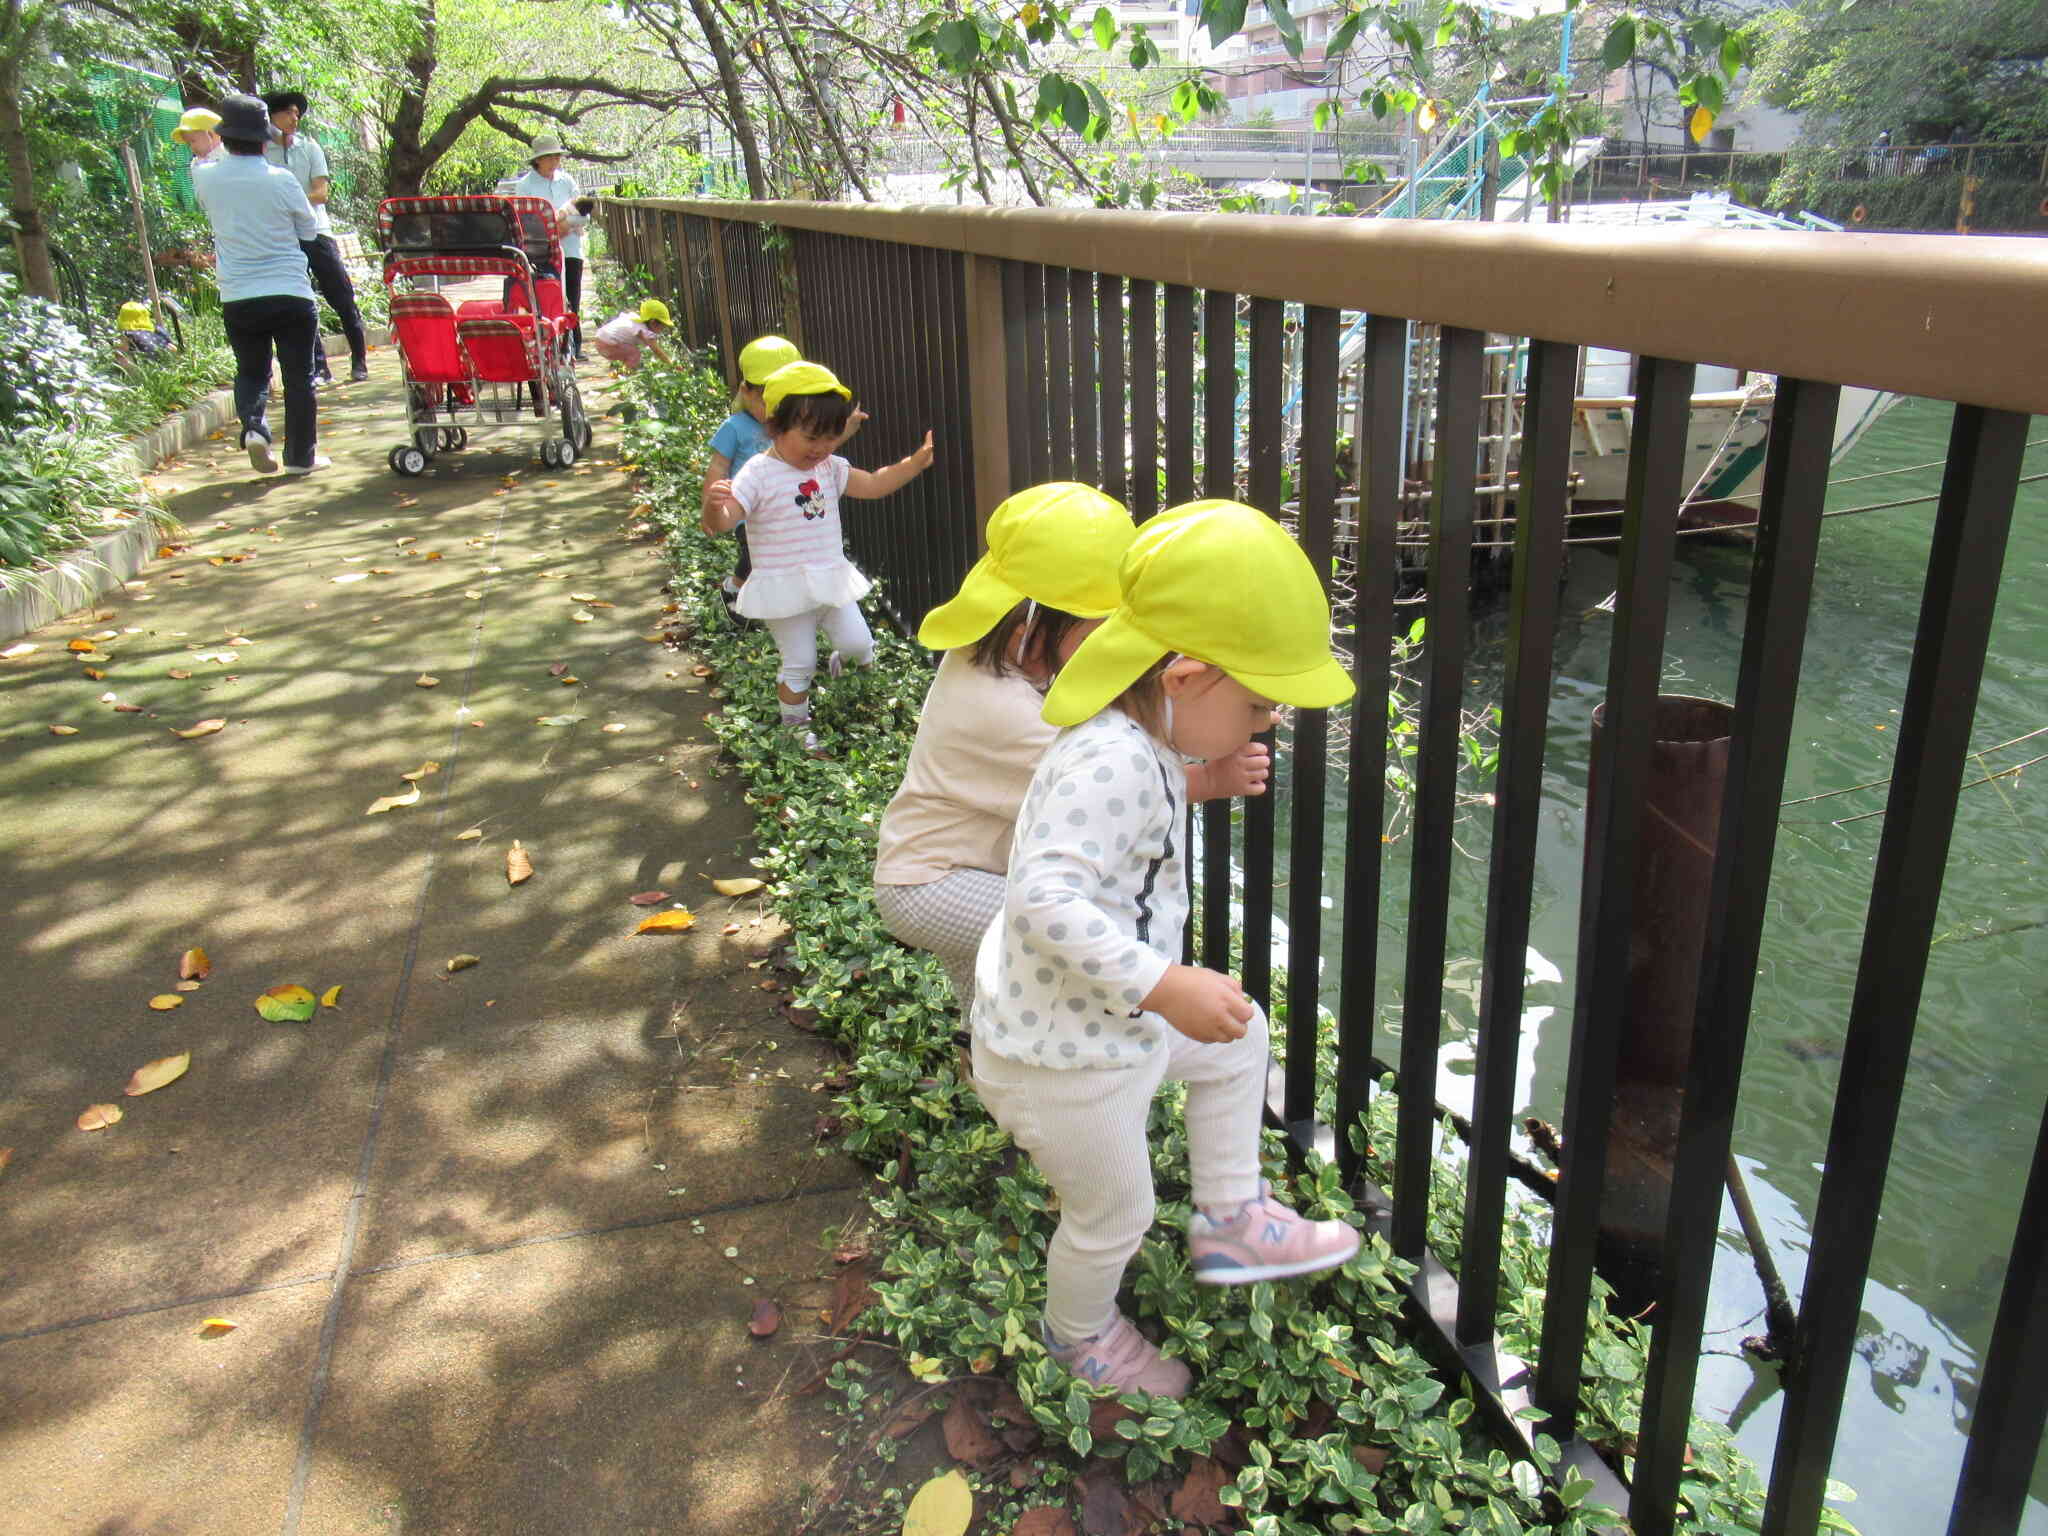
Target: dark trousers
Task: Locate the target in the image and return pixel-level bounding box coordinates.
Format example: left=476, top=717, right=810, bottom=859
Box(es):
left=222, top=294, right=319, bottom=469
left=563, top=256, right=584, bottom=357
left=303, top=234, right=367, bottom=375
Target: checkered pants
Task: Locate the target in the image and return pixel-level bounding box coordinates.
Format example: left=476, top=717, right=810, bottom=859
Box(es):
left=874, top=870, right=1005, bottom=1010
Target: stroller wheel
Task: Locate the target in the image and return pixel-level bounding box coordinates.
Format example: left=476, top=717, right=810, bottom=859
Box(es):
left=393, top=445, right=429, bottom=477
left=556, top=437, right=579, bottom=468
left=572, top=418, right=593, bottom=452
left=438, top=426, right=468, bottom=452
left=540, top=438, right=562, bottom=469
left=413, top=427, right=439, bottom=459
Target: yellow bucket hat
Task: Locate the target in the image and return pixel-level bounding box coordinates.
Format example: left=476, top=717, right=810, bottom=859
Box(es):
left=117, top=301, right=155, bottom=331
left=738, top=334, right=801, bottom=386
left=170, top=107, right=221, bottom=144
left=763, top=359, right=851, bottom=414
left=639, top=298, right=672, bottom=327
left=1041, top=499, right=1355, bottom=727
left=918, top=483, right=1135, bottom=651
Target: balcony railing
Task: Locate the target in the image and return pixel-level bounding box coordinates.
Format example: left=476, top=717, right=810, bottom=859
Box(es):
left=599, top=195, right=2048, bottom=1535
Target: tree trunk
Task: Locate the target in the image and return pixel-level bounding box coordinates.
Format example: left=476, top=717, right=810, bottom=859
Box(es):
left=687, top=0, right=769, bottom=199
left=383, top=0, right=439, bottom=198
left=171, top=15, right=257, bottom=103
left=0, top=49, right=58, bottom=303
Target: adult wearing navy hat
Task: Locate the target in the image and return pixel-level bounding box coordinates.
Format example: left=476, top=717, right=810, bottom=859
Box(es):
left=262, top=89, right=370, bottom=385
left=191, top=94, right=326, bottom=475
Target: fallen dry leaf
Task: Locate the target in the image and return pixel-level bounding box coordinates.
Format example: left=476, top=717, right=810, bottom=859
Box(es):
left=635, top=910, right=696, bottom=934
left=77, top=1103, right=124, bottom=1131
left=180, top=946, right=211, bottom=980
left=446, top=954, right=480, bottom=973
left=114, top=703, right=144, bottom=713
left=199, top=1318, right=238, bottom=1335
left=365, top=784, right=422, bottom=815
left=148, top=994, right=184, bottom=1011
left=98, top=691, right=117, bottom=704
left=48, top=724, right=79, bottom=736
left=0, top=1147, right=12, bottom=1178
left=1010, top=1507, right=1077, bottom=1536
left=558, top=675, right=579, bottom=686
left=255, top=984, right=317, bottom=1023
left=1169, top=1457, right=1232, bottom=1525
left=748, top=1299, right=782, bottom=1338
left=569, top=592, right=600, bottom=602
left=601, top=722, right=625, bottom=733
left=547, top=662, right=568, bottom=677
left=941, top=1395, right=1003, bottom=1467
left=173, top=719, right=226, bottom=740
left=331, top=572, right=369, bottom=584
left=507, top=841, right=534, bottom=886
left=3, top=642, right=38, bottom=659
left=712, top=877, right=765, bottom=897
left=455, top=827, right=483, bottom=841
left=691, top=665, right=714, bottom=678
left=84, top=667, right=107, bottom=681
left=628, top=890, right=670, bottom=905
left=67, top=639, right=97, bottom=653
left=174, top=980, right=202, bottom=992
left=534, top=714, right=584, bottom=727
left=126, top=1051, right=191, bottom=1096
left=903, top=1470, right=974, bottom=1536
left=569, top=612, right=593, bottom=624
left=399, top=761, right=441, bottom=782
left=168, top=668, right=192, bottom=679
left=415, top=674, right=440, bottom=688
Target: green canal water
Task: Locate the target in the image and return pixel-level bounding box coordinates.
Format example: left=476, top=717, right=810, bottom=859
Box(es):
left=1279, top=396, right=2046, bottom=1532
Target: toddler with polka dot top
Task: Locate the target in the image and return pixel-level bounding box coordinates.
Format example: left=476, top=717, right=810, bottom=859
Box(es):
left=969, top=499, right=1363, bottom=1400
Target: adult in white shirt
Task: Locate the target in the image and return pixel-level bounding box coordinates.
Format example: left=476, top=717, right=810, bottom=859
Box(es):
left=512, top=134, right=588, bottom=359
left=190, top=95, right=327, bottom=475
left=262, top=90, right=369, bottom=384
left=170, top=107, right=227, bottom=168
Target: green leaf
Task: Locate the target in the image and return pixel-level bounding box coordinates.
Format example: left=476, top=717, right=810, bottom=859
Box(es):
left=254, top=984, right=317, bottom=1023
left=1092, top=4, right=1117, bottom=50
left=1035, top=73, right=1065, bottom=124
left=1268, top=0, right=1303, bottom=57
left=1203, top=0, right=1250, bottom=48
left=1327, top=9, right=1363, bottom=56
left=1061, top=79, right=1092, bottom=136
left=1600, top=15, right=1636, bottom=69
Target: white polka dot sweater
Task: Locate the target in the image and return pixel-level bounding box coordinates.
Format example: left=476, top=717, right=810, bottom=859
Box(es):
left=971, top=709, right=1187, bottom=1070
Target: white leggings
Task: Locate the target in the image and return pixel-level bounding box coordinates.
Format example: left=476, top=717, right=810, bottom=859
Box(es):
left=764, top=602, right=874, bottom=697
left=971, top=1008, right=1269, bottom=1343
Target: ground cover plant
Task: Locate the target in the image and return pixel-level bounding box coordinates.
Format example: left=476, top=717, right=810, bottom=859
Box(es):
left=612, top=347, right=1847, bottom=1536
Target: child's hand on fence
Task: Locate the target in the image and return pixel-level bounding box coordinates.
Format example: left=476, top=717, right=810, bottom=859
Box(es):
left=1195, top=742, right=1271, bottom=801
left=1144, top=964, right=1253, bottom=1043
left=910, top=430, right=934, bottom=470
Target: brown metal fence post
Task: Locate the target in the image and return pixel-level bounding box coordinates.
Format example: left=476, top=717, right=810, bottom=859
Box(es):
left=964, top=254, right=1011, bottom=548
left=706, top=216, right=738, bottom=387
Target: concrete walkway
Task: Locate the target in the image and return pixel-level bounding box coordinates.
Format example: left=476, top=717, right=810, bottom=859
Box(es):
left=0, top=355, right=863, bottom=1533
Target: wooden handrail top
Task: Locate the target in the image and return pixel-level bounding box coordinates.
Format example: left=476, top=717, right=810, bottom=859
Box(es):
left=607, top=199, right=2048, bottom=416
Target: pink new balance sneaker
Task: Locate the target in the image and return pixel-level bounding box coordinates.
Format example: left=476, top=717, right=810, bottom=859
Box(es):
left=1041, top=1313, right=1193, bottom=1398
left=1187, top=1183, right=1361, bottom=1285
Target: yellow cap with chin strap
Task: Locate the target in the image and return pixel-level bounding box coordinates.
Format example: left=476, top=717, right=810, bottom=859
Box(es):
left=1041, top=499, right=1354, bottom=727
left=117, top=302, right=155, bottom=331
left=170, top=107, right=221, bottom=144
left=638, top=299, right=672, bottom=327
left=738, top=334, right=801, bottom=385
left=919, top=483, right=1134, bottom=651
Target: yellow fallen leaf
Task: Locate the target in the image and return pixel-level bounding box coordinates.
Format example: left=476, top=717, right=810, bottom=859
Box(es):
left=712, top=878, right=766, bottom=897
left=174, top=980, right=202, bottom=992
left=0, top=1146, right=12, bottom=1177
left=447, top=954, right=480, bottom=972
left=198, top=1318, right=237, bottom=1335
left=399, top=761, right=441, bottom=782
left=180, top=946, right=211, bottom=980
left=77, top=1102, right=124, bottom=1131
left=173, top=719, right=226, bottom=739
left=126, top=1051, right=191, bottom=1096
left=569, top=612, right=594, bottom=623
left=507, top=841, right=534, bottom=886
left=464, top=590, right=483, bottom=599
left=365, top=784, right=422, bottom=815
left=68, top=638, right=97, bottom=653
left=255, top=984, right=317, bottom=1023
left=635, top=910, right=697, bottom=934
left=558, top=675, right=579, bottom=686
left=569, top=592, right=600, bottom=602
left=49, top=724, right=79, bottom=736
left=148, top=994, right=185, bottom=1011
left=84, top=667, right=107, bottom=680
left=321, top=985, right=343, bottom=1008
left=903, top=1470, right=973, bottom=1536
left=168, top=668, right=192, bottom=679
left=640, top=632, right=665, bottom=642
left=415, top=674, right=440, bottom=688
left=455, top=827, right=483, bottom=840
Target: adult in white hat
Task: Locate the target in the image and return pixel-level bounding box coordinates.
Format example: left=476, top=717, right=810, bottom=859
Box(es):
left=512, top=133, right=587, bottom=359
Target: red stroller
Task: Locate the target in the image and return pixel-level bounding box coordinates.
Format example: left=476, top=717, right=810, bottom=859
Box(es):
left=378, top=194, right=592, bottom=476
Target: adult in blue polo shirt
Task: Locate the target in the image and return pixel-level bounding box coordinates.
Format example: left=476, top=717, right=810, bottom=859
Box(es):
left=192, top=95, right=327, bottom=475
left=262, top=90, right=370, bottom=385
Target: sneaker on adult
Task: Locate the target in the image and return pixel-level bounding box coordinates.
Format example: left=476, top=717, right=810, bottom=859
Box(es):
left=1041, top=1315, right=1191, bottom=1398
left=284, top=454, right=333, bottom=477
left=1186, top=1182, right=1360, bottom=1285
left=349, top=362, right=370, bottom=384
left=244, top=429, right=279, bottom=474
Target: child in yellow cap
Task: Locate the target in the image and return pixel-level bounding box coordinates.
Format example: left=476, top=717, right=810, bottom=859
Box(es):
left=700, top=334, right=799, bottom=624
left=114, top=300, right=173, bottom=364
left=589, top=298, right=674, bottom=372
left=969, top=500, right=1360, bottom=1399
left=703, top=360, right=933, bottom=755
left=874, top=484, right=1270, bottom=1012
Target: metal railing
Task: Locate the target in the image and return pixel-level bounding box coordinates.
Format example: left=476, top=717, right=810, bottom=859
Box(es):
left=600, top=195, right=2048, bottom=1534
